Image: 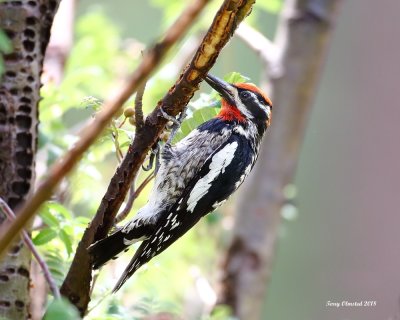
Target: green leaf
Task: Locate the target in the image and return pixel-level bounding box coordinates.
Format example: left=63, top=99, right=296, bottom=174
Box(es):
left=256, top=0, right=283, bottom=13
left=173, top=107, right=219, bottom=142
left=0, top=29, right=12, bottom=53
left=33, top=228, right=57, bottom=246
left=0, top=57, right=4, bottom=76
left=39, top=201, right=73, bottom=227
left=43, top=298, right=81, bottom=320
left=59, top=229, right=73, bottom=256
left=0, top=29, right=12, bottom=77
left=48, top=202, right=73, bottom=220
left=224, top=71, right=249, bottom=83
left=39, top=207, right=60, bottom=228
left=45, top=251, right=67, bottom=286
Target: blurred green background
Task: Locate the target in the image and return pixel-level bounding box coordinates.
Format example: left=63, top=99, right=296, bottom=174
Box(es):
left=35, top=0, right=400, bottom=319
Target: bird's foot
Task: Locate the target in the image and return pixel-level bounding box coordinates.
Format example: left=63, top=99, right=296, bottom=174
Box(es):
left=159, top=106, right=187, bottom=145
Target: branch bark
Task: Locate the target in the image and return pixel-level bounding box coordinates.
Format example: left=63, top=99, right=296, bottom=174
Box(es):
left=218, top=0, right=342, bottom=318
left=60, top=0, right=256, bottom=315
left=0, top=0, right=209, bottom=258
left=0, top=1, right=60, bottom=319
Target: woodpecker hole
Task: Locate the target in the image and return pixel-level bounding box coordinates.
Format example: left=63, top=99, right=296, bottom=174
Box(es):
left=16, top=115, right=32, bottom=129
left=19, top=105, right=32, bottom=113
left=0, top=300, right=11, bottom=307
left=0, top=275, right=10, bottom=282
left=23, top=86, right=33, bottom=94
left=5, top=71, right=16, bottom=78
left=23, top=40, right=35, bottom=52
left=12, top=181, right=30, bottom=195
left=39, top=4, right=47, bottom=13
left=4, top=29, right=15, bottom=39
left=23, top=29, right=35, bottom=38
left=9, top=88, right=19, bottom=95
left=4, top=53, right=21, bottom=62
left=16, top=151, right=33, bottom=166
left=5, top=267, right=16, bottom=274
left=17, top=267, right=29, bottom=278
left=17, top=132, right=32, bottom=148
left=20, top=97, right=31, bottom=104
left=17, top=168, right=32, bottom=180
left=26, top=17, right=37, bottom=25
left=15, top=300, right=25, bottom=309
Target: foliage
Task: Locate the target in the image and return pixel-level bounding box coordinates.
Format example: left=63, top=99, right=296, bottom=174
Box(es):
left=36, top=1, right=281, bottom=318
left=150, top=0, right=282, bottom=30
left=0, top=28, right=12, bottom=76
left=43, top=298, right=80, bottom=320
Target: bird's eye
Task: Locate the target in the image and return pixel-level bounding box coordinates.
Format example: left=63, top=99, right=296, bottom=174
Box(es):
left=240, top=91, right=251, bottom=99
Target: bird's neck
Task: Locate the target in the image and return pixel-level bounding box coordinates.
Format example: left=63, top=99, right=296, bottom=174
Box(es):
left=217, top=100, right=246, bottom=123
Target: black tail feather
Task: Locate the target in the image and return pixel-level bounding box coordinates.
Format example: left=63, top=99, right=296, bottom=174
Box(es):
left=89, top=230, right=129, bottom=269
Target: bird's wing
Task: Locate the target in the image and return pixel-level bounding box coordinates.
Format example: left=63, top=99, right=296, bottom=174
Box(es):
left=143, top=119, right=233, bottom=217
left=113, top=133, right=255, bottom=292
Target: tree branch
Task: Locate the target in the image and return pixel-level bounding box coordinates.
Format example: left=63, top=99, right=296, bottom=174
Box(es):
left=217, top=0, right=343, bottom=318
left=59, top=0, right=255, bottom=315
left=0, top=0, right=210, bottom=258
left=0, top=198, right=60, bottom=299
left=134, top=80, right=146, bottom=129
left=0, top=1, right=61, bottom=318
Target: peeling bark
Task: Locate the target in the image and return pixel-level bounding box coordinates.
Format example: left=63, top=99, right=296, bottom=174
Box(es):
left=60, top=0, right=255, bottom=316
left=0, top=1, right=60, bottom=319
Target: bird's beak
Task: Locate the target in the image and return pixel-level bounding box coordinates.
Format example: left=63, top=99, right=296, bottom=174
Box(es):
left=205, top=74, right=236, bottom=106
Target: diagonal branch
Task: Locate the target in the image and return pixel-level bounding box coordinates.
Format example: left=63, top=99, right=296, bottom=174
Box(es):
left=134, top=80, right=146, bottom=130
left=60, top=0, right=256, bottom=315
left=0, top=0, right=210, bottom=258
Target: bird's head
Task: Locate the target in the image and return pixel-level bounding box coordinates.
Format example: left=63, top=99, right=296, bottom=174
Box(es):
left=205, top=74, right=272, bottom=132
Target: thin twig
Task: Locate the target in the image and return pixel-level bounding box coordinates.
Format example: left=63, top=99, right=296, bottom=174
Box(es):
left=111, top=128, right=124, bottom=162
left=134, top=81, right=146, bottom=129
left=0, top=198, right=60, bottom=299
left=114, top=172, right=155, bottom=224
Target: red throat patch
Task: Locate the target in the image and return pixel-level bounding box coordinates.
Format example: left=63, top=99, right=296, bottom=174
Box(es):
left=217, top=99, right=246, bottom=122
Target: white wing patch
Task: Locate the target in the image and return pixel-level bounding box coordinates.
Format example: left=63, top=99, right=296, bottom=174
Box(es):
left=187, top=141, right=238, bottom=213
left=235, top=163, right=252, bottom=189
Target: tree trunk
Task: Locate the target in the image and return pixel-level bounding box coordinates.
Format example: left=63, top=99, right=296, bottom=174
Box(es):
left=0, top=1, right=59, bottom=319
left=218, top=0, right=342, bottom=319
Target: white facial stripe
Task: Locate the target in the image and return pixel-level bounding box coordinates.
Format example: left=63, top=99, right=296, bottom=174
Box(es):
left=260, top=103, right=271, bottom=118
left=233, top=90, right=254, bottom=119
left=235, top=90, right=271, bottom=120
left=187, top=141, right=238, bottom=213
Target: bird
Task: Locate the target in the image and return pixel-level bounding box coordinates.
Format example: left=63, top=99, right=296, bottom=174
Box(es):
left=89, top=74, right=272, bottom=292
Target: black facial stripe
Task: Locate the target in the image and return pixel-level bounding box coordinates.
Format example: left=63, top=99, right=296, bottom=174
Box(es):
left=237, top=89, right=269, bottom=120
left=237, top=88, right=270, bottom=107
left=256, top=93, right=270, bottom=106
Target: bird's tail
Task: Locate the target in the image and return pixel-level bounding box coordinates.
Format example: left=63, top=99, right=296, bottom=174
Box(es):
left=88, top=220, right=156, bottom=269
left=89, top=229, right=132, bottom=269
